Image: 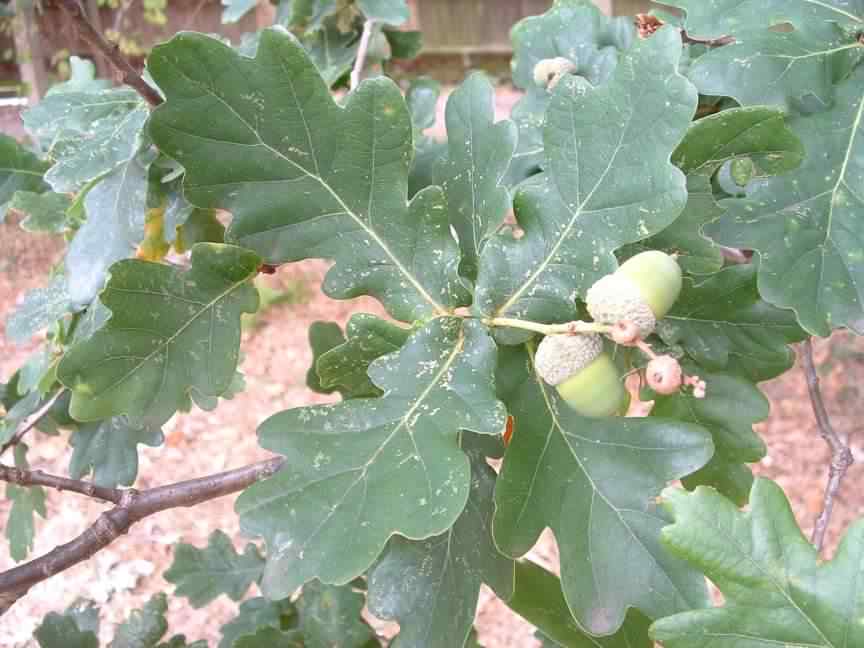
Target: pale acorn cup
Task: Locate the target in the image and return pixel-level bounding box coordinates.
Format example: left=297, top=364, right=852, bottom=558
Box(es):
left=586, top=250, right=683, bottom=338
left=534, top=334, right=629, bottom=418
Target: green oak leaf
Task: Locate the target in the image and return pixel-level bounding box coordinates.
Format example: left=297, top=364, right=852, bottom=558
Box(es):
left=705, top=67, right=864, bottom=335
left=6, top=445, right=47, bottom=562
left=306, top=321, right=347, bottom=396
left=507, top=0, right=635, bottom=182
left=357, top=0, right=409, bottom=25
left=222, top=0, right=259, bottom=23
left=659, top=265, right=808, bottom=382
left=57, top=243, right=261, bottom=424
left=234, top=628, right=304, bottom=648
left=651, top=479, right=864, bottom=647
left=475, top=27, right=696, bottom=344
left=164, top=530, right=264, bottom=608
left=6, top=275, right=71, bottom=345
left=69, top=416, right=163, bottom=488
left=0, top=134, right=49, bottom=218
left=35, top=607, right=99, bottom=648
left=672, top=107, right=804, bottom=178
left=10, top=190, right=72, bottom=233
left=237, top=318, right=506, bottom=599
left=279, top=0, right=338, bottom=32
left=385, top=29, right=422, bottom=59
left=687, top=29, right=863, bottom=113
left=406, top=78, right=446, bottom=198
left=367, top=454, right=514, bottom=648
left=148, top=29, right=469, bottom=323
left=504, top=561, right=652, bottom=648
left=304, top=17, right=360, bottom=86
left=652, top=371, right=768, bottom=506
left=23, top=88, right=148, bottom=193
left=174, top=208, right=226, bottom=252
left=296, top=581, right=375, bottom=648
left=219, top=597, right=298, bottom=648
left=64, top=151, right=155, bottom=309
left=315, top=314, right=411, bottom=399
left=435, top=73, right=517, bottom=281
left=660, top=0, right=864, bottom=40
left=109, top=594, right=168, bottom=648
left=639, top=107, right=804, bottom=274
left=492, top=346, right=712, bottom=635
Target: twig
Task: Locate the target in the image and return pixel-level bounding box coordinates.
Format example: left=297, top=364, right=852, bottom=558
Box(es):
left=350, top=19, right=376, bottom=90
left=56, top=0, right=163, bottom=107
left=0, top=464, right=121, bottom=504
left=0, top=456, right=284, bottom=613
left=0, top=390, right=64, bottom=459
left=482, top=317, right=612, bottom=337
left=801, top=338, right=854, bottom=553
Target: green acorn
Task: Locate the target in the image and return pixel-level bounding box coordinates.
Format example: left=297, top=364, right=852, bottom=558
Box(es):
left=586, top=251, right=683, bottom=338
left=534, top=334, right=629, bottom=418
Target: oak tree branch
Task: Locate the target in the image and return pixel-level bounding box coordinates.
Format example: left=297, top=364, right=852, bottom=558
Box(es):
left=56, top=0, right=163, bottom=107
left=0, top=464, right=121, bottom=504
left=801, top=338, right=854, bottom=553
left=0, top=456, right=284, bottom=614
left=0, top=390, right=64, bottom=459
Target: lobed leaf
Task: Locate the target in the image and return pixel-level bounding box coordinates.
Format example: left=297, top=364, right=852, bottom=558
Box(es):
left=6, top=445, right=47, bottom=562
left=58, top=243, right=261, bottom=424
left=705, top=66, right=864, bottom=336
left=237, top=318, right=506, bottom=599
left=23, top=88, right=148, bottom=193
left=148, top=29, right=469, bottom=323
left=435, top=73, right=516, bottom=281
left=651, top=479, right=864, bottom=647
left=492, top=346, right=712, bottom=635
left=109, top=594, right=168, bottom=648
left=164, top=530, right=264, bottom=608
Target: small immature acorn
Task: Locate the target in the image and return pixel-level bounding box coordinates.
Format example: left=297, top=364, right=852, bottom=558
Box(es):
left=645, top=355, right=683, bottom=395
left=534, top=334, right=629, bottom=418
left=586, top=251, right=683, bottom=338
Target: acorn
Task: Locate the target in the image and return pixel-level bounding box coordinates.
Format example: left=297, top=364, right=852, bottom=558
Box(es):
left=532, top=57, right=577, bottom=90
left=586, top=251, right=683, bottom=338
left=534, top=334, right=629, bottom=418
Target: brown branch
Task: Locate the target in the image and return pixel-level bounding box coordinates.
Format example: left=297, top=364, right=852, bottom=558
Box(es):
left=0, top=464, right=122, bottom=504
left=0, top=390, right=64, bottom=459
left=0, top=456, right=284, bottom=613
left=56, top=0, right=163, bottom=107
left=801, top=338, right=854, bottom=554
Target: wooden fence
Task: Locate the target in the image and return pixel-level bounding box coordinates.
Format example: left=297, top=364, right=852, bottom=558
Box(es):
left=8, top=0, right=651, bottom=102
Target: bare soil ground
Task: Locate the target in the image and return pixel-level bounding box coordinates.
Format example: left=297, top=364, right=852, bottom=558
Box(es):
left=1, top=94, right=862, bottom=647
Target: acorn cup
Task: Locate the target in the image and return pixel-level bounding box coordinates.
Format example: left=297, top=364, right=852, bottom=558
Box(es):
left=534, top=334, right=629, bottom=418
left=586, top=251, right=683, bottom=338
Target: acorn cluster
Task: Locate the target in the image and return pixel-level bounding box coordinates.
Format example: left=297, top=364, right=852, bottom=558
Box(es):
left=535, top=251, right=703, bottom=417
